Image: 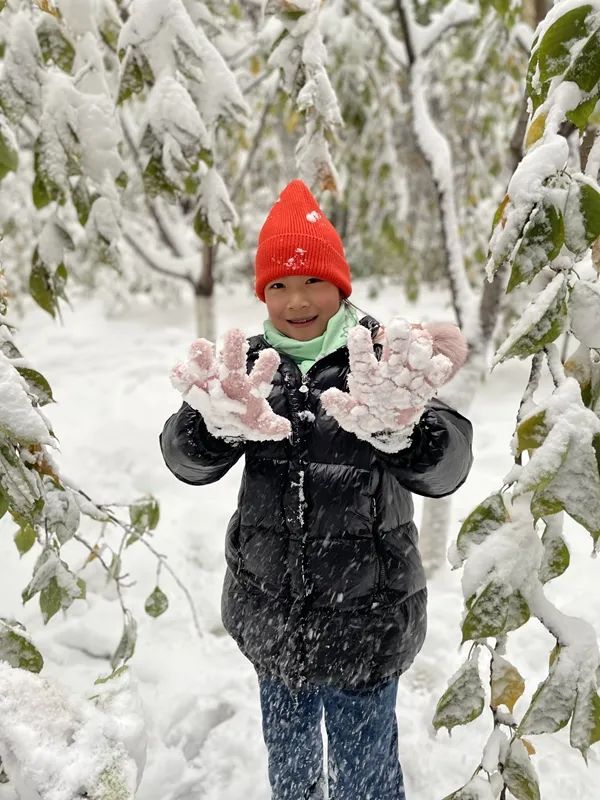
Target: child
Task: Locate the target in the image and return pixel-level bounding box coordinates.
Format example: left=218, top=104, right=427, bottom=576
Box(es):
left=160, top=180, right=473, bottom=800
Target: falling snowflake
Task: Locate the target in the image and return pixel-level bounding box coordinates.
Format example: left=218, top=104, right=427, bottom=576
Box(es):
left=306, top=211, right=320, bottom=222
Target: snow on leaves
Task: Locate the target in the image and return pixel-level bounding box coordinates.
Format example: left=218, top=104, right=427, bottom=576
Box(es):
left=0, top=662, right=143, bottom=800
left=433, top=649, right=485, bottom=734
left=267, top=0, right=342, bottom=189
left=0, top=618, right=44, bottom=673
left=21, top=547, right=86, bottom=625
left=512, top=378, right=600, bottom=543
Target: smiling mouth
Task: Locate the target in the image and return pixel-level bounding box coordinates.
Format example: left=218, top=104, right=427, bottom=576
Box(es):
left=287, top=316, right=318, bottom=325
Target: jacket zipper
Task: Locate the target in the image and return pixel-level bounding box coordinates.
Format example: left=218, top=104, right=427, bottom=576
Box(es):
left=372, top=495, right=383, bottom=598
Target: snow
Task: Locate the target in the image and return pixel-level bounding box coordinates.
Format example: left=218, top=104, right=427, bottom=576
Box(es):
left=0, top=351, right=54, bottom=445
left=1, top=283, right=599, bottom=799
left=0, top=661, right=143, bottom=800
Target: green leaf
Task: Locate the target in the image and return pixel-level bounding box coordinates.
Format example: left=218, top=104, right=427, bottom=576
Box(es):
left=503, top=739, right=541, bottom=800
left=519, top=646, right=577, bottom=735
left=456, top=492, right=509, bottom=563
left=15, top=367, right=54, bottom=406
left=493, top=273, right=568, bottom=364
left=129, top=496, right=160, bottom=533
left=14, top=524, right=36, bottom=556
left=0, top=483, right=8, bottom=520
left=579, top=181, right=600, bottom=246
left=117, top=48, right=154, bottom=104
left=0, top=114, right=18, bottom=180
left=94, top=664, right=129, bottom=685
left=193, top=208, right=215, bottom=245
left=505, top=591, right=531, bottom=632
left=539, top=520, right=570, bottom=583
left=527, top=5, right=594, bottom=111
left=433, top=652, right=485, bottom=733
left=516, top=410, right=548, bottom=455
left=507, top=203, right=564, bottom=292
left=0, top=621, right=44, bottom=673
left=71, top=178, right=92, bottom=226
left=39, top=576, right=63, bottom=624
left=111, top=610, right=137, bottom=669
left=531, top=437, right=600, bottom=543
left=29, top=258, right=56, bottom=317
left=562, top=23, right=600, bottom=92
left=36, top=16, right=75, bottom=73
left=144, top=585, right=168, bottom=618
left=142, top=153, right=177, bottom=200
left=566, top=94, right=599, bottom=131
left=462, top=579, right=511, bottom=641
left=570, top=679, right=600, bottom=756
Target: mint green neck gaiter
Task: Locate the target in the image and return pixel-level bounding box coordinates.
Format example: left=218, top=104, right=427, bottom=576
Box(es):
left=263, top=302, right=359, bottom=374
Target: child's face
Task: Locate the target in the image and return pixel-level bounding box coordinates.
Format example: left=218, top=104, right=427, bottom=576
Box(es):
left=264, top=275, right=342, bottom=340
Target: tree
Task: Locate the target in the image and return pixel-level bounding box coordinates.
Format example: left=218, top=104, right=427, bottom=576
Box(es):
left=436, top=1, right=600, bottom=796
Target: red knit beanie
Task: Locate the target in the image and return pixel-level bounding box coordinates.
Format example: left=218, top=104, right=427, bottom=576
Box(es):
left=254, top=180, right=352, bottom=302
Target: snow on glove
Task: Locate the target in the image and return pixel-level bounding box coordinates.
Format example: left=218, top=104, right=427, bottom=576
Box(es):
left=170, top=329, right=291, bottom=442
left=320, top=318, right=453, bottom=453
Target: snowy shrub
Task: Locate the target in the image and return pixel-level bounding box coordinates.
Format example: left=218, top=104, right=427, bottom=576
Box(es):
left=439, top=1, right=600, bottom=796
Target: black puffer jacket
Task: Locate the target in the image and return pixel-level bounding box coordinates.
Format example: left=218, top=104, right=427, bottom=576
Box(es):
left=160, top=315, right=473, bottom=690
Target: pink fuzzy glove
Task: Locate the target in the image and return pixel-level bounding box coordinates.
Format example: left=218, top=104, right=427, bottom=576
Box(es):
left=170, top=329, right=291, bottom=442
left=321, top=319, right=457, bottom=453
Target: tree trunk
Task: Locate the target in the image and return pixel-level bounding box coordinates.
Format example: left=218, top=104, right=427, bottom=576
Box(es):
left=419, top=350, right=486, bottom=576
left=194, top=243, right=215, bottom=340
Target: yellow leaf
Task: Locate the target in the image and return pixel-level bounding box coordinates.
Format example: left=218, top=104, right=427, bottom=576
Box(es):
left=522, top=738, right=536, bottom=755
left=284, top=110, right=301, bottom=134
left=525, top=112, right=547, bottom=150
left=249, top=54, right=261, bottom=76
left=35, top=0, right=61, bottom=18
left=491, top=653, right=525, bottom=712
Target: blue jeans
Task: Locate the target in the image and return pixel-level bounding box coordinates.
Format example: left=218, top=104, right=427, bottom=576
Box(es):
left=258, top=674, right=406, bottom=800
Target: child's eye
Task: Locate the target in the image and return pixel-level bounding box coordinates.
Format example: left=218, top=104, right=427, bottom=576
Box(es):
left=268, top=282, right=284, bottom=289
left=306, top=278, right=321, bottom=284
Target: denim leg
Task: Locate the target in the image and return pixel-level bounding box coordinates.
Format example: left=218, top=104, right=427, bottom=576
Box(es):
left=258, top=675, right=326, bottom=800
left=323, top=677, right=406, bottom=800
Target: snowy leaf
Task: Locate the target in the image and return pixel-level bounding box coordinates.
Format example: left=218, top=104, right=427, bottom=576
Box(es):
left=527, top=5, right=594, bottom=111
left=570, top=678, right=600, bottom=756
left=129, top=495, right=160, bottom=533
left=433, top=652, right=485, bottom=733
left=491, top=653, right=525, bottom=712
left=117, top=48, right=153, bottom=104
left=111, top=610, right=137, bottom=669
left=463, top=584, right=529, bottom=641
left=29, top=252, right=68, bottom=319
left=493, top=273, right=567, bottom=365
left=539, top=519, right=570, bottom=583
left=144, top=586, right=168, bottom=618
left=531, top=436, right=600, bottom=543
left=22, top=548, right=86, bottom=623
left=0, top=483, right=8, bottom=520
left=519, top=646, right=577, bottom=735
left=36, top=15, right=75, bottom=72
left=0, top=620, right=43, bottom=673
left=456, top=492, right=509, bottom=563
left=564, top=179, right=600, bottom=255
left=94, top=665, right=129, bottom=686
left=506, top=202, right=564, bottom=292
left=71, top=178, right=93, bottom=226
left=14, top=523, right=36, bottom=556
left=516, top=410, right=548, bottom=455
left=569, top=280, right=600, bottom=348
left=0, top=113, right=18, bottom=181
left=562, top=22, right=600, bottom=94
left=15, top=367, right=54, bottom=406
left=503, top=738, right=541, bottom=800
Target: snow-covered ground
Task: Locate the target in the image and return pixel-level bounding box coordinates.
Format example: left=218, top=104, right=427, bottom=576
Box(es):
left=1, top=281, right=599, bottom=799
